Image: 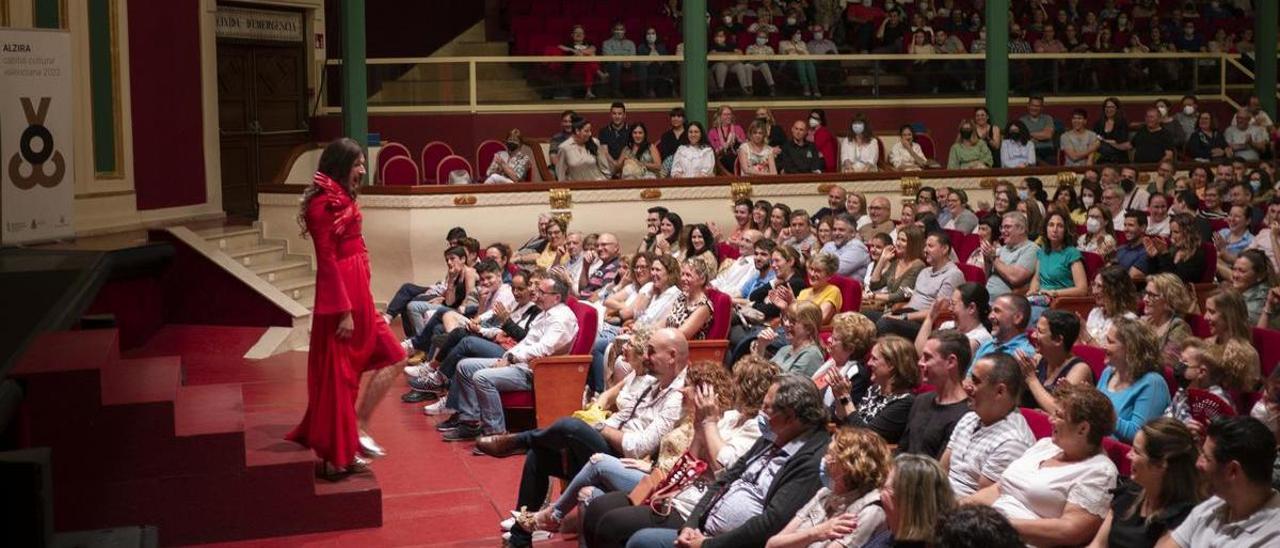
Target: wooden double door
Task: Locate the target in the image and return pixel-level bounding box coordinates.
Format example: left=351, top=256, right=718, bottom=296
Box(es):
left=217, top=40, right=308, bottom=218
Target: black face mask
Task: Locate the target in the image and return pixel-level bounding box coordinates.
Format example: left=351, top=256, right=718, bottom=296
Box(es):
left=1172, top=361, right=1192, bottom=388
left=960, top=130, right=974, bottom=140
left=506, top=142, right=520, bottom=152
left=1120, top=178, right=1135, bottom=194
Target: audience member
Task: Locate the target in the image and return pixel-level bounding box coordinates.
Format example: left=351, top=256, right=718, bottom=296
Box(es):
left=867, top=453, right=956, bottom=546
left=889, top=125, right=930, bottom=171
left=1061, top=109, right=1101, bottom=166
left=1091, top=418, right=1203, bottom=548
left=983, top=212, right=1039, bottom=299
left=1080, top=265, right=1139, bottom=346
left=657, top=107, right=688, bottom=160
left=778, top=119, right=825, bottom=174
left=484, top=129, right=532, bottom=184
left=807, top=109, right=838, bottom=173
left=934, top=505, right=1024, bottom=548
left=1095, top=97, right=1132, bottom=164
left=874, top=231, right=965, bottom=340
left=900, top=330, right=972, bottom=459
left=1145, top=213, right=1206, bottom=284
left=815, top=311, right=875, bottom=414
left=943, top=352, right=1034, bottom=497
left=738, top=119, right=778, bottom=176
left=757, top=301, right=825, bottom=377
left=1186, top=111, right=1228, bottom=162
left=1230, top=249, right=1274, bottom=326
left=556, top=115, right=606, bottom=181
left=1166, top=338, right=1239, bottom=424
left=950, top=119, right=994, bottom=169
left=1224, top=108, right=1269, bottom=162
left=1142, top=273, right=1195, bottom=367
left=840, top=335, right=919, bottom=444
left=820, top=214, right=871, bottom=280
left=615, top=123, right=661, bottom=179
left=709, top=105, right=747, bottom=173
left=864, top=226, right=925, bottom=313
left=1019, top=96, right=1057, bottom=165
left=999, top=120, right=1036, bottom=169
left=839, top=115, right=880, bottom=173
left=1029, top=210, right=1088, bottom=319
left=1098, top=318, right=1171, bottom=443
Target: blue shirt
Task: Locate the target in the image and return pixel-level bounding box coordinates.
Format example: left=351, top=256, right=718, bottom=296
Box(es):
left=1115, top=241, right=1149, bottom=274
left=1097, top=367, right=1171, bottom=443
left=1217, top=228, right=1254, bottom=257
left=972, top=333, right=1036, bottom=369
left=821, top=239, right=871, bottom=281
left=741, top=270, right=777, bottom=299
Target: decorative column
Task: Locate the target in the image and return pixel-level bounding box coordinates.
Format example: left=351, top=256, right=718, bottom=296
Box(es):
left=1256, top=0, right=1277, bottom=119
left=984, top=0, right=1009, bottom=128
left=341, top=0, right=368, bottom=152
left=682, top=0, right=708, bottom=126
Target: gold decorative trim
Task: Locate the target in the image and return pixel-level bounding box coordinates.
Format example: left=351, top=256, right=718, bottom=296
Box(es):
left=452, top=194, right=476, bottom=206
left=639, top=188, right=662, bottom=200
left=1055, top=172, right=1078, bottom=187
left=816, top=183, right=836, bottom=194
left=899, top=176, right=921, bottom=197
left=979, top=177, right=999, bottom=189
left=77, top=189, right=136, bottom=199
left=548, top=188, right=572, bottom=210
left=97, top=0, right=126, bottom=180
left=2, top=0, right=10, bottom=26
left=730, top=182, right=753, bottom=202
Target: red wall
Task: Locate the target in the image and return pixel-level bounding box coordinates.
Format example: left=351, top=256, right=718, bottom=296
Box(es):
left=128, top=1, right=206, bottom=210
left=311, top=101, right=1236, bottom=164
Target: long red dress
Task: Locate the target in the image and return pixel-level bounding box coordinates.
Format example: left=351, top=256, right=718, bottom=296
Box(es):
left=287, top=172, right=405, bottom=468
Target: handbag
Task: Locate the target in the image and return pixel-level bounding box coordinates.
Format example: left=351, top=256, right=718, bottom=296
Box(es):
left=629, top=451, right=708, bottom=515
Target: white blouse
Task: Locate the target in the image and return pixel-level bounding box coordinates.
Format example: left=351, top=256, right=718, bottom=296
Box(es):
left=992, top=438, right=1117, bottom=522
left=1085, top=307, right=1137, bottom=344
left=839, top=137, right=880, bottom=172
left=670, top=145, right=716, bottom=178
left=888, top=141, right=926, bottom=170
left=668, top=410, right=762, bottom=519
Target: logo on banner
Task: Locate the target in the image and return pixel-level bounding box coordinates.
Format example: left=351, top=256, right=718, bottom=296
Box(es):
left=8, top=97, right=66, bottom=190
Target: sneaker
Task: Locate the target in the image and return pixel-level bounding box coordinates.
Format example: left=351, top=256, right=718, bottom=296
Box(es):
left=403, top=363, right=430, bottom=377
left=408, top=374, right=437, bottom=393
left=401, top=389, right=437, bottom=403
left=435, top=413, right=462, bottom=431
left=400, top=339, right=414, bottom=355
left=422, top=369, right=448, bottom=389
left=441, top=422, right=483, bottom=441
left=423, top=400, right=450, bottom=415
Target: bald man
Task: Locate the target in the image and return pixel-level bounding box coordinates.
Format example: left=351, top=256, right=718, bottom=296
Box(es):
left=812, top=185, right=848, bottom=225
left=578, top=232, right=622, bottom=301
left=859, top=197, right=896, bottom=242
left=487, top=327, right=689, bottom=546
left=713, top=229, right=765, bottom=296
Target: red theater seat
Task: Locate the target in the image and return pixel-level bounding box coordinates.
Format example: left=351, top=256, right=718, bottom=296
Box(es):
left=1254, top=327, right=1280, bottom=379
left=830, top=275, right=862, bottom=312
left=1021, top=407, right=1052, bottom=439
left=1081, top=251, right=1104, bottom=282
left=1102, top=437, right=1133, bottom=476
left=1073, top=344, right=1108, bottom=383
left=689, top=288, right=732, bottom=365
left=380, top=156, right=420, bottom=186
left=474, top=139, right=506, bottom=180
left=376, top=142, right=411, bottom=184
left=436, top=155, right=473, bottom=185
left=959, top=263, right=986, bottom=285
left=419, top=141, right=454, bottom=184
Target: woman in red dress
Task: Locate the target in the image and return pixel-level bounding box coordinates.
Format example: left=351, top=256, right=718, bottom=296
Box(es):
left=287, top=138, right=406, bottom=475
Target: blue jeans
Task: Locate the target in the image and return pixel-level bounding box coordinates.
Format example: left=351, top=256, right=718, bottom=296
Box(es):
left=589, top=323, right=621, bottom=393
left=627, top=528, right=680, bottom=548
left=406, top=301, right=442, bottom=338
left=507, top=417, right=620, bottom=546
left=441, top=336, right=506, bottom=411
left=454, top=358, right=532, bottom=433
left=386, top=282, right=428, bottom=335
left=551, top=454, right=645, bottom=520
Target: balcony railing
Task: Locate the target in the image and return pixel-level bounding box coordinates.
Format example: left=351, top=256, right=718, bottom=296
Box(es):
left=321, top=52, right=1262, bottom=113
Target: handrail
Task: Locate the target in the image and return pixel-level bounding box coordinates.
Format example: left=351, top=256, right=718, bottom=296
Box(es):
left=328, top=51, right=1240, bottom=65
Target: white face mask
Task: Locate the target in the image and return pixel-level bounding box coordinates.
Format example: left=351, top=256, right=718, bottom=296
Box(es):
left=814, top=32, right=824, bottom=40
left=1086, top=217, right=1102, bottom=234
left=757, top=37, right=769, bottom=45
left=852, top=122, right=865, bottom=134
left=1183, top=105, right=1196, bottom=116
left=809, top=118, right=820, bottom=128
left=1082, top=195, right=1095, bottom=208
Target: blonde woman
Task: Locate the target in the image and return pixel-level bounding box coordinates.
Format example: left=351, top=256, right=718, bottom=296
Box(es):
left=1097, top=318, right=1170, bottom=442
left=817, top=312, right=877, bottom=411
left=870, top=454, right=955, bottom=546
left=767, top=427, right=893, bottom=548
left=865, top=226, right=926, bottom=312
left=1141, top=273, right=1195, bottom=367
left=756, top=301, right=825, bottom=377
left=738, top=118, right=778, bottom=176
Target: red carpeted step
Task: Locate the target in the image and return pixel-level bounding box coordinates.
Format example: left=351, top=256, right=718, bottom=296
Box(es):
left=100, top=356, right=182, bottom=405
left=13, top=329, right=118, bottom=375
left=175, top=383, right=245, bottom=437
left=242, top=409, right=314, bottom=468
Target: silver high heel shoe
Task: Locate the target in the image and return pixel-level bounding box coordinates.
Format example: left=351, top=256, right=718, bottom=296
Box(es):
left=358, top=430, right=386, bottom=459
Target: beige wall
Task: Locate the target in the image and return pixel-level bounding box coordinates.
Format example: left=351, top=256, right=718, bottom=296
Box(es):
left=257, top=176, right=1014, bottom=301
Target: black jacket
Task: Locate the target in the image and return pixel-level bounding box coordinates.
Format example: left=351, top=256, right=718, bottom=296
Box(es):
left=777, top=140, right=824, bottom=173
left=684, top=427, right=831, bottom=548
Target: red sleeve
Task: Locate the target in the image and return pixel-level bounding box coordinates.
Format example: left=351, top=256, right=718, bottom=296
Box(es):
left=817, top=129, right=837, bottom=172
left=308, top=197, right=353, bottom=315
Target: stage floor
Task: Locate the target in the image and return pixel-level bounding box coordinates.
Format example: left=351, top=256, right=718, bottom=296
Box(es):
left=128, top=325, right=575, bottom=547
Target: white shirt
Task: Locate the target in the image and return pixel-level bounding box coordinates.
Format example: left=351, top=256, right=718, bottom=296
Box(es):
left=671, top=145, right=715, bottom=178
left=1246, top=228, right=1280, bottom=274
left=1112, top=208, right=1127, bottom=231
left=1147, top=215, right=1171, bottom=237
left=636, top=284, right=682, bottom=327
left=474, top=284, right=517, bottom=324
left=1172, top=491, right=1280, bottom=548
left=839, top=137, right=880, bottom=172
left=505, top=302, right=578, bottom=369
left=813, top=358, right=864, bottom=408
left=604, top=370, right=687, bottom=458
left=992, top=438, right=1117, bottom=523
left=711, top=256, right=756, bottom=296
left=1086, top=307, right=1138, bottom=345
left=478, top=300, right=538, bottom=339
left=946, top=410, right=1035, bottom=497
left=668, top=411, right=762, bottom=520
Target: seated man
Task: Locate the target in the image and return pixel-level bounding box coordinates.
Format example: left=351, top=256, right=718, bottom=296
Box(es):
left=401, top=258, right=512, bottom=365
left=383, top=227, right=469, bottom=333
left=437, top=276, right=579, bottom=440
left=1162, top=416, right=1280, bottom=548
left=494, top=327, right=689, bottom=548
left=623, top=373, right=831, bottom=548
left=406, top=269, right=541, bottom=406
left=781, top=210, right=819, bottom=256
left=901, top=330, right=972, bottom=458
left=1116, top=210, right=1151, bottom=282
left=942, top=352, right=1035, bottom=497
left=874, top=231, right=965, bottom=340
left=777, top=120, right=825, bottom=174
left=711, top=230, right=766, bottom=297
left=972, top=294, right=1036, bottom=363
left=983, top=212, right=1038, bottom=299
left=577, top=232, right=622, bottom=301
left=820, top=213, right=871, bottom=280
left=514, top=213, right=553, bottom=264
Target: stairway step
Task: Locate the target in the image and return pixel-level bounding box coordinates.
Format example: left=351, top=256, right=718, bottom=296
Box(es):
left=101, top=356, right=182, bottom=406
left=243, top=410, right=314, bottom=468
left=273, top=276, right=316, bottom=292
left=227, top=244, right=286, bottom=267
left=14, top=329, right=119, bottom=375
left=250, top=258, right=311, bottom=276
left=175, top=384, right=244, bottom=437
left=194, top=225, right=258, bottom=240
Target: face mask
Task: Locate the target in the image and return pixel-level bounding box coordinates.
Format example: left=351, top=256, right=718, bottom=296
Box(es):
left=757, top=37, right=769, bottom=45
left=1183, top=105, right=1196, bottom=116
left=1086, top=217, right=1102, bottom=234
left=1082, top=195, right=1095, bottom=208
left=1252, top=180, right=1263, bottom=193
left=756, top=410, right=775, bottom=442
left=724, top=16, right=734, bottom=25
left=852, top=122, right=865, bottom=134
left=819, top=458, right=833, bottom=489
left=809, top=118, right=820, bottom=128
left=793, top=34, right=803, bottom=42
left=814, top=32, right=824, bottom=40
left=506, top=141, right=520, bottom=152
left=614, top=31, right=625, bottom=39
left=1018, top=189, right=1030, bottom=201
left=1172, top=361, right=1191, bottom=387
left=787, top=17, right=797, bottom=25
left=960, top=129, right=974, bottom=140
left=1157, top=105, right=1169, bottom=117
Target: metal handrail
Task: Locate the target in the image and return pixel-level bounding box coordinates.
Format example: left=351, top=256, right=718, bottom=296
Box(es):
left=327, top=51, right=1241, bottom=65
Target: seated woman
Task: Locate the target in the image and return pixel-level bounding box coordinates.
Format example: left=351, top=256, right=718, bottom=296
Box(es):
left=614, top=123, right=662, bottom=180
left=1028, top=210, right=1089, bottom=322
left=665, top=257, right=716, bottom=342
left=814, top=312, right=876, bottom=413
left=839, top=335, right=920, bottom=444
left=764, top=203, right=792, bottom=243
left=1213, top=204, right=1255, bottom=280
left=737, top=119, right=778, bottom=176
left=840, top=114, right=880, bottom=173
left=915, top=282, right=993, bottom=356
left=966, top=216, right=1001, bottom=270
left=681, top=224, right=719, bottom=274
left=1166, top=338, right=1242, bottom=423
left=1078, top=266, right=1139, bottom=346
left=864, top=453, right=956, bottom=547
left=1000, top=120, right=1036, bottom=168
left=1232, top=249, right=1276, bottom=327
left=795, top=252, right=843, bottom=323
left=1086, top=418, right=1202, bottom=548
left=556, top=115, right=606, bottom=181
left=889, top=125, right=931, bottom=171
left=483, top=129, right=532, bottom=184
left=1018, top=309, right=1094, bottom=413
left=521, top=355, right=771, bottom=534
left=1145, top=213, right=1207, bottom=284
left=1142, top=273, right=1195, bottom=367
left=601, top=253, right=651, bottom=326
left=766, top=427, right=892, bottom=548
left=1206, top=289, right=1255, bottom=349
left=865, top=226, right=926, bottom=313
left=948, top=119, right=994, bottom=169
left=1248, top=366, right=1280, bottom=487
left=640, top=211, right=684, bottom=258
left=755, top=301, right=825, bottom=377
left=967, top=384, right=1118, bottom=547
left=1184, top=111, right=1228, bottom=162
left=1097, top=318, right=1171, bottom=442
left=1078, top=205, right=1119, bottom=261
left=590, top=254, right=681, bottom=393
left=670, top=122, right=715, bottom=178
left=579, top=356, right=780, bottom=547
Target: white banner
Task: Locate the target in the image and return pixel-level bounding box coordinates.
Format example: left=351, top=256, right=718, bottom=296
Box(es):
left=215, top=7, right=304, bottom=42
left=1, top=29, right=74, bottom=245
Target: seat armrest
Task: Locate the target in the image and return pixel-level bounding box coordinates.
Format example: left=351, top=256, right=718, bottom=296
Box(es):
left=529, top=354, right=592, bottom=428
left=688, top=340, right=729, bottom=366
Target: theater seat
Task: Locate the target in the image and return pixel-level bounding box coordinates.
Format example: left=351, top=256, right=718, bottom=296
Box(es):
left=958, top=263, right=986, bottom=285
left=1253, top=327, right=1280, bottom=380
left=1102, top=437, right=1132, bottom=476
left=375, top=142, right=411, bottom=184
left=829, top=275, right=862, bottom=312
left=689, top=288, right=732, bottom=366
left=380, top=156, right=420, bottom=186
left=474, top=139, right=506, bottom=180
left=500, top=298, right=597, bottom=429
left=1081, top=251, right=1104, bottom=282
left=1020, top=407, right=1052, bottom=440
left=1072, top=344, right=1107, bottom=383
